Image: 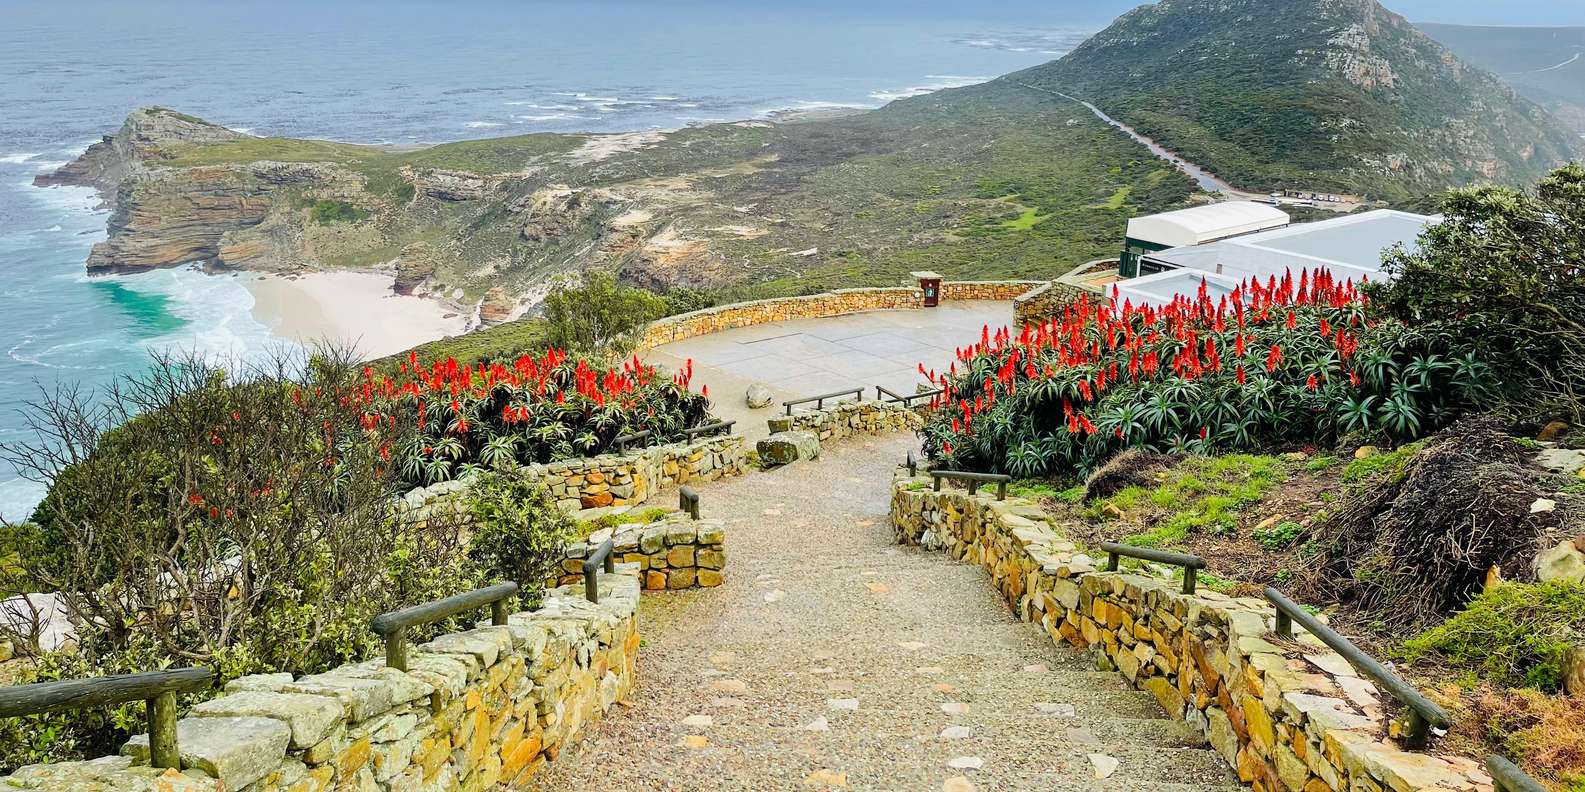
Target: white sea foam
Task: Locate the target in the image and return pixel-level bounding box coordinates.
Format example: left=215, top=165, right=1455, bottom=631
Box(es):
left=466, top=121, right=506, bottom=128
left=514, top=113, right=586, bottom=122
left=869, top=75, right=990, bottom=103
left=0, top=152, right=42, bottom=164
left=118, top=268, right=296, bottom=364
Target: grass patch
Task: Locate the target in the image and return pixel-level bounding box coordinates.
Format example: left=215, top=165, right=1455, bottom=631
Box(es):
left=1095, top=454, right=1288, bottom=548
left=1402, top=581, right=1585, bottom=691
left=1340, top=442, right=1424, bottom=484
left=999, top=206, right=1051, bottom=231
left=1092, top=186, right=1132, bottom=210
left=1305, top=455, right=1339, bottom=472
left=587, top=506, right=672, bottom=531
left=308, top=199, right=370, bottom=224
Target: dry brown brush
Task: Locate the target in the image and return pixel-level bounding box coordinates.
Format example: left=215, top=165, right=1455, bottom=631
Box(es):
left=1295, top=416, right=1560, bottom=630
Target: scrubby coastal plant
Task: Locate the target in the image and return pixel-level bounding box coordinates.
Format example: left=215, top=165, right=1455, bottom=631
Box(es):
left=918, top=274, right=1489, bottom=478
left=542, top=270, right=668, bottom=356
left=371, top=348, right=709, bottom=490
left=0, top=349, right=492, bottom=769
left=464, top=471, right=576, bottom=601
left=1372, top=163, right=1585, bottom=423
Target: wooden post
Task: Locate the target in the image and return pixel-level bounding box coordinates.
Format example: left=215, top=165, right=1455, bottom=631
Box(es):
left=385, top=627, right=408, bottom=672
left=1275, top=611, right=1293, bottom=640
left=491, top=599, right=508, bottom=626
left=147, top=690, right=180, bottom=769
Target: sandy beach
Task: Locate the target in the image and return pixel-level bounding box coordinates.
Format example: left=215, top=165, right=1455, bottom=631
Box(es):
left=245, top=270, right=470, bottom=360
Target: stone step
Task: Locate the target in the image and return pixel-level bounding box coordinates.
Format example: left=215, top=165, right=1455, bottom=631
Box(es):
left=575, top=723, right=1239, bottom=790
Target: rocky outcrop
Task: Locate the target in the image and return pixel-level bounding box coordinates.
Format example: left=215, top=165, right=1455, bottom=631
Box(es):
left=83, top=162, right=348, bottom=274
left=34, top=107, right=246, bottom=203
left=515, top=185, right=595, bottom=242
left=478, top=286, right=515, bottom=326
left=392, top=242, right=439, bottom=295
left=403, top=167, right=503, bottom=202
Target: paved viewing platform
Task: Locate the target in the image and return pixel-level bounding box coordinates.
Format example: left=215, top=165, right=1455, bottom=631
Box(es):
left=643, top=302, right=1010, bottom=441
left=530, top=434, right=1238, bottom=791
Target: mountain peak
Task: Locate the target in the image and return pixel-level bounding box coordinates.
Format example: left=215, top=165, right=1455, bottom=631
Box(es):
left=1010, top=0, right=1580, bottom=200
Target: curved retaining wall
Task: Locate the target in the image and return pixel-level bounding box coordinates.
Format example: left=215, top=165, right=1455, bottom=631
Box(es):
left=768, top=400, right=924, bottom=442
left=940, top=280, right=1045, bottom=302
left=890, top=471, right=1493, bottom=792
left=403, top=435, right=746, bottom=514
left=636, top=287, right=922, bottom=351
left=1, top=568, right=645, bottom=792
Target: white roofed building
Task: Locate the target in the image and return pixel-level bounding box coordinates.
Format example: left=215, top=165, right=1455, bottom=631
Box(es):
left=1120, top=201, right=1290, bottom=277
left=1116, top=209, right=1438, bottom=308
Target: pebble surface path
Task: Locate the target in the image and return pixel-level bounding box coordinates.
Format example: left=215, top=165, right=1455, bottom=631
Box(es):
left=528, top=434, right=1240, bottom=791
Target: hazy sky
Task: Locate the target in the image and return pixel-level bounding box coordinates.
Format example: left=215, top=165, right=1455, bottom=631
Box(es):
left=1380, top=0, right=1585, bottom=26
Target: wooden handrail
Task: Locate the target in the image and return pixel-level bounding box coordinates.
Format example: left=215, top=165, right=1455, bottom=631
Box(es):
left=0, top=668, right=213, bottom=769
left=370, top=582, right=518, bottom=671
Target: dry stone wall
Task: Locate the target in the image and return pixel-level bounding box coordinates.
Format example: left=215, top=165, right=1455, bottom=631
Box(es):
left=768, top=400, right=924, bottom=443
left=635, top=287, right=922, bottom=351
left=0, top=568, right=644, bottom=792
left=940, top=280, right=1046, bottom=302
left=404, top=434, right=746, bottom=514
left=1012, top=280, right=1091, bottom=327
left=890, top=471, right=1497, bottom=792
left=557, top=513, right=726, bottom=592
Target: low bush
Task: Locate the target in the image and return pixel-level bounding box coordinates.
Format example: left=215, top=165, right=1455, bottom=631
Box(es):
left=375, top=348, right=710, bottom=489
left=1403, top=581, right=1585, bottom=692
left=542, top=270, right=667, bottom=356
left=918, top=274, right=1490, bottom=479
left=464, top=472, right=575, bottom=599
left=0, top=347, right=590, bottom=771
left=0, top=350, right=489, bottom=771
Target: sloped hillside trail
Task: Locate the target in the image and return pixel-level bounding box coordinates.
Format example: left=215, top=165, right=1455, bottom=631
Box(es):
left=529, top=433, right=1239, bottom=792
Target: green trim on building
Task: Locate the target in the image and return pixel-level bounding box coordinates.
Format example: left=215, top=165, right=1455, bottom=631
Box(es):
left=1119, top=237, right=1173, bottom=278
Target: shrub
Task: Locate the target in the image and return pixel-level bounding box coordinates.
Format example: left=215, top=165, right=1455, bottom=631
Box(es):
left=0, top=349, right=480, bottom=771
left=307, top=198, right=370, bottom=224
left=1402, top=581, right=1585, bottom=691
left=918, top=276, right=1490, bottom=478
left=375, top=349, right=710, bottom=490
left=1371, top=163, right=1585, bottom=423
left=542, top=270, right=667, bottom=355
left=464, top=472, right=575, bottom=602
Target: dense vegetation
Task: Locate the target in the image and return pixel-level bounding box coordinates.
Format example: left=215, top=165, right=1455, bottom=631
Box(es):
left=1371, top=163, right=1585, bottom=423
left=372, top=348, right=709, bottom=489
left=1014, top=0, right=1580, bottom=201
left=918, top=274, right=1487, bottom=478
left=0, top=337, right=695, bottom=770
left=922, top=164, right=1583, bottom=478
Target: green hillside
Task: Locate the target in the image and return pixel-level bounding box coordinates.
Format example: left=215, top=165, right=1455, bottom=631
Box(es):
left=1008, top=0, right=1582, bottom=202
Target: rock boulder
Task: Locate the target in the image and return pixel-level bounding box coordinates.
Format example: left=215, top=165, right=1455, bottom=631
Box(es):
left=757, top=431, right=819, bottom=466
left=1534, top=539, right=1585, bottom=586
left=745, top=383, right=773, bottom=409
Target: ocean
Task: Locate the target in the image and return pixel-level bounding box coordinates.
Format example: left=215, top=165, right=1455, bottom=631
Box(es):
left=0, top=0, right=1138, bottom=519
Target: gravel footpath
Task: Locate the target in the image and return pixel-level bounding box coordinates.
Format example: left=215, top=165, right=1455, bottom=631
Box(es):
left=527, top=434, right=1238, bottom=792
